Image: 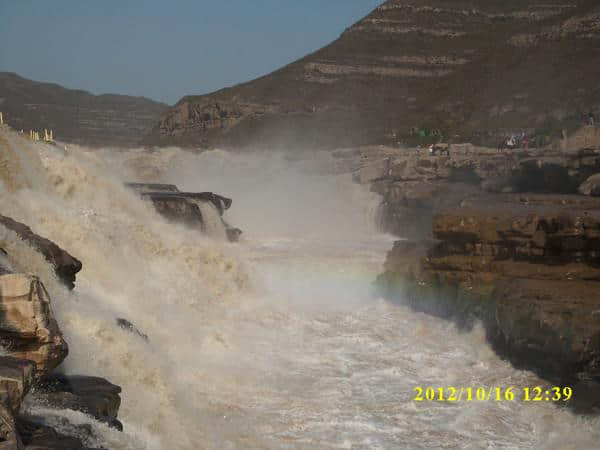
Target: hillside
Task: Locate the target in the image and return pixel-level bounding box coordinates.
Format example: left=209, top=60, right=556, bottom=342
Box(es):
left=0, top=72, right=167, bottom=146
left=146, top=0, right=600, bottom=150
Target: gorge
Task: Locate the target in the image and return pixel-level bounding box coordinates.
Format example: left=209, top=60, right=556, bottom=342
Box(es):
left=1, top=0, right=600, bottom=448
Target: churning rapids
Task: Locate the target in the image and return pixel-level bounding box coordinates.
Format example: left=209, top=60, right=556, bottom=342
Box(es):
left=1, top=130, right=600, bottom=449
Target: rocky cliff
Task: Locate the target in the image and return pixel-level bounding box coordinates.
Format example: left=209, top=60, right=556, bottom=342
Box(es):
left=368, top=129, right=600, bottom=411
left=146, top=0, right=600, bottom=149
left=378, top=196, right=600, bottom=412
left=0, top=72, right=167, bottom=147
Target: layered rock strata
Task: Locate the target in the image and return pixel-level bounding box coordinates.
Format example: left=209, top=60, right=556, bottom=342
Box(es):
left=147, top=0, right=600, bottom=149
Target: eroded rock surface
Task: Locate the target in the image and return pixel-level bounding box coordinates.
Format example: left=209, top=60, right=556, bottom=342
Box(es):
left=0, top=356, right=35, bottom=449
left=0, top=274, right=68, bottom=376
left=378, top=195, right=600, bottom=412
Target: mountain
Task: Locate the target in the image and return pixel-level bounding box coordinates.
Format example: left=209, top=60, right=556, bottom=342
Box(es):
left=146, top=0, right=600, bottom=150
left=0, top=72, right=167, bottom=146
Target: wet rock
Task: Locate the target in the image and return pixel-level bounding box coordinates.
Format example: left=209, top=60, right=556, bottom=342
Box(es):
left=0, top=215, right=82, bottom=290
left=140, top=192, right=232, bottom=215
left=116, top=318, right=148, bottom=341
left=36, top=374, right=122, bottom=430
left=143, top=194, right=204, bottom=228
left=125, top=182, right=180, bottom=193
left=0, top=274, right=68, bottom=376
left=579, top=174, right=600, bottom=196
left=128, top=183, right=242, bottom=241
left=17, top=415, right=104, bottom=449
left=0, top=356, right=35, bottom=450
left=16, top=418, right=90, bottom=449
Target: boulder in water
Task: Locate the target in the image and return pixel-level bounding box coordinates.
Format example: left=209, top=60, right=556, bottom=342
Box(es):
left=0, top=215, right=82, bottom=290
left=0, top=274, right=68, bottom=377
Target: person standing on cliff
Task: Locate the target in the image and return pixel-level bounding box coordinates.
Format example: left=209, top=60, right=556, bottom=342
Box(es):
left=589, top=111, right=595, bottom=126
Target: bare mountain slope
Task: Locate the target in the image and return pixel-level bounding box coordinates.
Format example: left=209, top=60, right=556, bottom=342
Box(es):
left=146, top=0, right=600, bottom=150
left=0, top=72, right=167, bottom=146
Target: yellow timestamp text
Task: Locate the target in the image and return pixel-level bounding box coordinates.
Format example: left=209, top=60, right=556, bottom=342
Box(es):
left=413, top=386, right=573, bottom=402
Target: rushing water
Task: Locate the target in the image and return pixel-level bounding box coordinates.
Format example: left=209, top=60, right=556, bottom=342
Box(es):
left=1, top=129, right=600, bottom=449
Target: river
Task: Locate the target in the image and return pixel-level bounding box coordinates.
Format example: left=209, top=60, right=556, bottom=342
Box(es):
left=2, top=133, right=599, bottom=449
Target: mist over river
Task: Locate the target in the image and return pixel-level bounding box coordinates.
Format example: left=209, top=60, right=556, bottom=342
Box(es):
left=2, top=135, right=600, bottom=449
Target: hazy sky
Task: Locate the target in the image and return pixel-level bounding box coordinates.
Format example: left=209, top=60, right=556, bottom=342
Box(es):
left=0, top=1, right=382, bottom=104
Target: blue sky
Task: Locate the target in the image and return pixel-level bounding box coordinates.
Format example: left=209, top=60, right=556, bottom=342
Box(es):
left=0, top=1, right=382, bottom=104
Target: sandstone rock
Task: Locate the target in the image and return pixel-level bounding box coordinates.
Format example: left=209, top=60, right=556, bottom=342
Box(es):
left=372, top=146, right=600, bottom=237
left=0, top=274, right=68, bottom=376
left=579, top=173, right=600, bottom=196
left=0, top=216, right=82, bottom=290
left=0, top=404, right=22, bottom=450
left=0, top=358, right=35, bottom=416
left=378, top=196, right=600, bottom=411
left=0, top=356, right=35, bottom=450
left=143, top=194, right=204, bottom=228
